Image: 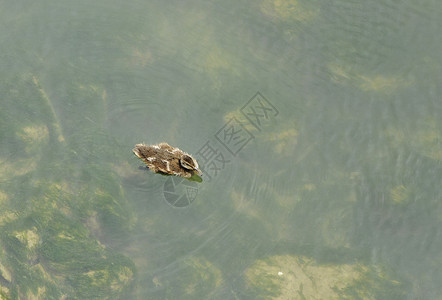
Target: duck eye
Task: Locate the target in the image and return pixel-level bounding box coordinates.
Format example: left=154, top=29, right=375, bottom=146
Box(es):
left=180, top=155, right=195, bottom=170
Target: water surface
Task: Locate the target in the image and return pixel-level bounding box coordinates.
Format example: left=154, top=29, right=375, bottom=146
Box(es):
left=0, top=0, right=441, bottom=299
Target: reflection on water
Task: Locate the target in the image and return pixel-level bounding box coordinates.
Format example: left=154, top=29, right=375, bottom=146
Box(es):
left=1, top=0, right=441, bottom=298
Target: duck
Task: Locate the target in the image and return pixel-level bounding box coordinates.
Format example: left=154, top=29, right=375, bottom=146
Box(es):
left=133, top=142, right=202, bottom=178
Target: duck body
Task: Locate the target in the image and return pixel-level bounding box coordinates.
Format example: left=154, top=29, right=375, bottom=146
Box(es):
left=133, top=142, right=202, bottom=178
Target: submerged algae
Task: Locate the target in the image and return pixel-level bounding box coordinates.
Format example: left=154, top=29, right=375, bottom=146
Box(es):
left=0, top=73, right=136, bottom=299
left=245, top=255, right=404, bottom=299
left=161, top=257, right=223, bottom=300
left=0, top=181, right=136, bottom=299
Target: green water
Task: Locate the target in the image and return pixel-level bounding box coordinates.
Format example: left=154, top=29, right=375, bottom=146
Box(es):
left=1, top=0, right=441, bottom=299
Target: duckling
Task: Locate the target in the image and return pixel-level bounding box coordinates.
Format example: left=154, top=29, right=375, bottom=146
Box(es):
left=133, top=142, right=202, bottom=178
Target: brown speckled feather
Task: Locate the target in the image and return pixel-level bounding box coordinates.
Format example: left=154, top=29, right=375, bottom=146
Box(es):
left=133, top=142, right=202, bottom=178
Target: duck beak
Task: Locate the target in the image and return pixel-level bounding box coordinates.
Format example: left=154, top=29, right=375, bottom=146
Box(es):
left=195, top=168, right=203, bottom=176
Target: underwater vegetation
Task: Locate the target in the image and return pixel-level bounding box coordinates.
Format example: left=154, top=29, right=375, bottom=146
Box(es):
left=244, top=255, right=404, bottom=299
left=0, top=72, right=136, bottom=299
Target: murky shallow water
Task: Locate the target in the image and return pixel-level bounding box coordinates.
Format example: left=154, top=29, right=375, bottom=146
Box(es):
left=1, top=0, right=441, bottom=299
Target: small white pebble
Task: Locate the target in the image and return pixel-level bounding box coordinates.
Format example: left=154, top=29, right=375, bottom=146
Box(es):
left=278, top=271, right=283, bottom=276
